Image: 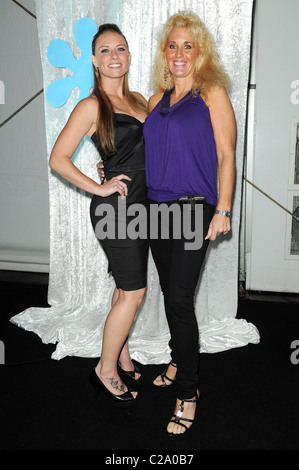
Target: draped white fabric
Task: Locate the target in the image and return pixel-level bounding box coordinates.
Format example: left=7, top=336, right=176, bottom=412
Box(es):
left=11, top=0, right=260, bottom=361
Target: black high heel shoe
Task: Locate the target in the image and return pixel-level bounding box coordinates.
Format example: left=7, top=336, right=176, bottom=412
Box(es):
left=89, top=369, right=137, bottom=406
left=167, top=390, right=201, bottom=436
left=154, top=361, right=177, bottom=388
left=118, top=360, right=141, bottom=382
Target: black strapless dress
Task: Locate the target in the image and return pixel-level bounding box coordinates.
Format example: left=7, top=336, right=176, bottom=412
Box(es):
left=90, top=113, right=149, bottom=291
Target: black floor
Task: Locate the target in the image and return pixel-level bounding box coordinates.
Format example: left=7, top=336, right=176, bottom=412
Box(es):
left=1, top=271, right=299, bottom=453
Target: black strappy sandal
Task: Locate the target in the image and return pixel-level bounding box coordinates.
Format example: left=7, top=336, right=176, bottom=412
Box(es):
left=154, top=361, right=177, bottom=388
left=167, top=391, right=200, bottom=436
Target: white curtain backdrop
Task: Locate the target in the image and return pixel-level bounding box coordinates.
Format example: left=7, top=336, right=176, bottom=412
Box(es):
left=11, top=0, right=260, bottom=361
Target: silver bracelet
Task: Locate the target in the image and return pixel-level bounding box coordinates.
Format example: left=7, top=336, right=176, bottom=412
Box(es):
left=215, top=209, right=231, bottom=218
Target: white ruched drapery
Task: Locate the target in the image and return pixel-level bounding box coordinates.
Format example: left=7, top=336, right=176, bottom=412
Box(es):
left=11, top=0, right=260, bottom=361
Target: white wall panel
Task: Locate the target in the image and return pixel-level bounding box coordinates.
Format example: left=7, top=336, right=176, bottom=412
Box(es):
left=0, top=0, right=49, bottom=272
left=245, top=0, right=299, bottom=292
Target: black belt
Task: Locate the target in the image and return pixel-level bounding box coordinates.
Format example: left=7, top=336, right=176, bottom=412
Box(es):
left=177, top=195, right=206, bottom=210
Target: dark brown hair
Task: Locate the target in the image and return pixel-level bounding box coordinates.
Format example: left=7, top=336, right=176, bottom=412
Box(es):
left=91, top=24, right=146, bottom=153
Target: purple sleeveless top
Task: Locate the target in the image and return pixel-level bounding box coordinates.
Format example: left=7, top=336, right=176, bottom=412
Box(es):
left=143, top=89, right=217, bottom=205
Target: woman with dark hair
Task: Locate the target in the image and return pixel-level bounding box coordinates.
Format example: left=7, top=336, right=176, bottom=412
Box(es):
left=49, top=24, right=148, bottom=405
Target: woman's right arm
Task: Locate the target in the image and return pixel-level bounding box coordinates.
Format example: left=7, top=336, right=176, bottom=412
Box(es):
left=49, top=98, right=130, bottom=197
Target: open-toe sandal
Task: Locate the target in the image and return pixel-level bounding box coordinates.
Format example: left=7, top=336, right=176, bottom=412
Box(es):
left=89, top=369, right=137, bottom=406
left=167, top=392, right=200, bottom=436
left=154, top=361, right=177, bottom=388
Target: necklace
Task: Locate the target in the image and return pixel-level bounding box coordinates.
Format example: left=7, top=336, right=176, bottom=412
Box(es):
left=172, top=89, right=190, bottom=105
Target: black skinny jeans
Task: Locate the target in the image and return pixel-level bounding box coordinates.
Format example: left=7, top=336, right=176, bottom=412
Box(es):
left=149, top=199, right=215, bottom=399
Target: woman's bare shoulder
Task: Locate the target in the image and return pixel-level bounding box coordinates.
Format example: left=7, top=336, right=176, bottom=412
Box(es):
left=72, top=96, right=99, bottom=137
left=79, top=95, right=99, bottom=112
left=148, top=92, right=164, bottom=112
left=201, top=85, right=230, bottom=108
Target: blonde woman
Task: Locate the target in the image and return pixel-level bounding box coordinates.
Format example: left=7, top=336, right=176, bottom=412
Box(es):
left=143, top=11, right=236, bottom=435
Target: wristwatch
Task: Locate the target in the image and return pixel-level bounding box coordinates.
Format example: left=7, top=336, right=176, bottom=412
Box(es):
left=215, top=209, right=231, bottom=218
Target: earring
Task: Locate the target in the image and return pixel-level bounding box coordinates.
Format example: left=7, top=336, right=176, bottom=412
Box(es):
left=163, top=67, right=169, bottom=84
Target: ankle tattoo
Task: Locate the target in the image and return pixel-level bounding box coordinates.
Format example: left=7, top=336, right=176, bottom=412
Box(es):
left=106, top=377, right=126, bottom=393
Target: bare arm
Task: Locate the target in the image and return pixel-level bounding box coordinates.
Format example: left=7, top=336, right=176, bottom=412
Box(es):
left=49, top=97, right=130, bottom=197
left=203, top=86, right=236, bottom=241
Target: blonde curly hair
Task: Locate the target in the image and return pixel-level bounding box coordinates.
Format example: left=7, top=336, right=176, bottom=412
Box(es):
left=153, top=10, right=230, bottom=94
